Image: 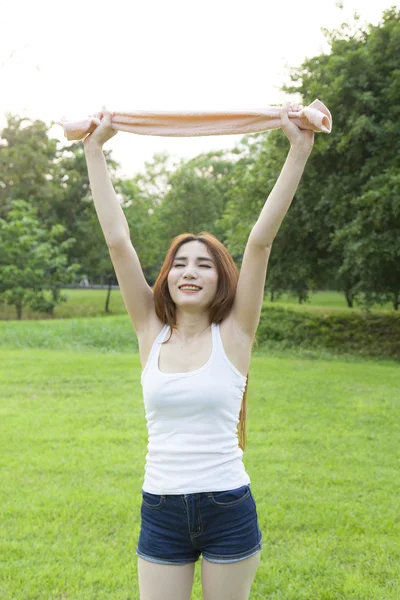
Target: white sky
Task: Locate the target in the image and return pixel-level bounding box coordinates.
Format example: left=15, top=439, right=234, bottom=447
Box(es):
left=0, top=0, right=396, bottom=179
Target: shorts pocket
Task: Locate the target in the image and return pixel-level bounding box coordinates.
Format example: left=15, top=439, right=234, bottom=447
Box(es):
left=142, top=490, right=166, bottom=510
left=207, top=485, right=251, bottom=508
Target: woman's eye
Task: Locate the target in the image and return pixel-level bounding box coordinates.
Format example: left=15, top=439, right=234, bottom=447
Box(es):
left=174, top=264, right=211, bottom=268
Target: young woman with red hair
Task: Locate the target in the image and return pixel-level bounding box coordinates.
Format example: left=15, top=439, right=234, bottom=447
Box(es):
left=83, top=104, right=314, bottom=600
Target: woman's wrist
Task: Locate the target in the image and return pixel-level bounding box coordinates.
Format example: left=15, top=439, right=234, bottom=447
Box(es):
left=288, top=144, right=312, bottom=162
left=84, top=140, right=104, bottom=155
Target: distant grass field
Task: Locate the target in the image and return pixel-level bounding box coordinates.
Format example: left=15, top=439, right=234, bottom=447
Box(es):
left=1, top=300, right=399, bottom=599
left=0, top=288, right=395, bottom=321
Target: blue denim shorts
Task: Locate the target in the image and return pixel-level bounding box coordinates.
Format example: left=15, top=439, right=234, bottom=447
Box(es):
left=136, top=484, right=262, bottom=565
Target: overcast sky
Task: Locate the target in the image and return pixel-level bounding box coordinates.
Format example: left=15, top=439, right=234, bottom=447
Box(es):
left=0, top=0, right=396, bottom=179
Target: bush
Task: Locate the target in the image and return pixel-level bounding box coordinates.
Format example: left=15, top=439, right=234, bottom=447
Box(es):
left=255, top=307, right=400, bottom=360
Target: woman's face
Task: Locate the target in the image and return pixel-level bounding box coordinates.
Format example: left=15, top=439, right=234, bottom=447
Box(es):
left=167, top=241, right=219, bottom=311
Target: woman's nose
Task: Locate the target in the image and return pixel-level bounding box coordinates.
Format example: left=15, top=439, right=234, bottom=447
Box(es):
left=183, top=268, right=198, bottom=279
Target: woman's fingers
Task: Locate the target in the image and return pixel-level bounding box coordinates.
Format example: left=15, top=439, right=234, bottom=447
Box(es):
left=287, top=103, right=304, bottom=112
left=280, top=101, right=304, bottom=123
left=101, top=105, right=113, bottom=125
left=280, top=102, right=302, bottom=142
left=279, top=101, right=314, bottom=154
left=280, top=102, right=291, bottom=122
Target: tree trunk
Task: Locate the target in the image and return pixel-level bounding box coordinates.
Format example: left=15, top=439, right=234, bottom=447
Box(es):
left=344, top=290, right=354, bottom=308
left=105, top=275, right=112, bottom=314
left=393, top=292, right=399, bottom=311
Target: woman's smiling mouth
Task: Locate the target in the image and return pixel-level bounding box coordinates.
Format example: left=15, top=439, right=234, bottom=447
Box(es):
left=179, top=285, right=202, bottom=293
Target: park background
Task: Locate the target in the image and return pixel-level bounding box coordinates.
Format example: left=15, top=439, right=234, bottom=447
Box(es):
left=1, top=1, right=399, bottom=598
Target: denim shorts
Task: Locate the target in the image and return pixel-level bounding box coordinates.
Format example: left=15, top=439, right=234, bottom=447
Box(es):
left=136, top=484, right=262, bottom=565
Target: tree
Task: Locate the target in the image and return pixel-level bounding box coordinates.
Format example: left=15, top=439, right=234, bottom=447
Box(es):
left=51, top=141, right=120, bottom=287
left=215, top=129, right=321, bottom=303
left=155, top=162, right=225, bottom=258
left=0, top=115, right=59, bottom=219
left=0, top=200, right=80, bottom=319
left=0, top=116, right=122, bottom=295
left=332, top=167, right=400, bottom=310
left=282, top=6, right=400, bottom=309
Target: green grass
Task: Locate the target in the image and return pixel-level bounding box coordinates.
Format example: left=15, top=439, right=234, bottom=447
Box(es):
left=0, top=288, right=396, bottom=321
left=1, top=313, right=399, bottom=599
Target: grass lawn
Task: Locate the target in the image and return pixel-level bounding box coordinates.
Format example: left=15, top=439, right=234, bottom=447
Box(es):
left=1, top=315, right=399, bottom=598
left=0, top=288, right=396, bottom=321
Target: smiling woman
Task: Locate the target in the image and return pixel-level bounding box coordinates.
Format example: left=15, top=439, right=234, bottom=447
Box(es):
left=156, top=235, right=236, bottom=335
left=81, top=104, right=320, bottom=599
left=167, top=245, right=219, bottom=314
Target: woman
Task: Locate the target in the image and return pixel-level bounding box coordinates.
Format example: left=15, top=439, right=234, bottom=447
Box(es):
left=83, top=105, right=314, bottom=600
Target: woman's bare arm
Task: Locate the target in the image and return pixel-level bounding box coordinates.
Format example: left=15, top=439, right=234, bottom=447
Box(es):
left=83, top=110, right=155, bottom=333
left=84, top=143, right=129, bottom=247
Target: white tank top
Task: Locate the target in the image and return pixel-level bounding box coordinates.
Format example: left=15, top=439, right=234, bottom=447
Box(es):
left=140, top=322, right=251, bottom=494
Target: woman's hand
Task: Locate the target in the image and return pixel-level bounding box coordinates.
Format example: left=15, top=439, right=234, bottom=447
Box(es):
left=280, top=102, right=314, bottom=157
left=83, top=106, right=118, bottom=149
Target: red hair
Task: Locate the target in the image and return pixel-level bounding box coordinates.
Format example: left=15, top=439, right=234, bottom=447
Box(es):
left=153, top=231, right=251, bottom=451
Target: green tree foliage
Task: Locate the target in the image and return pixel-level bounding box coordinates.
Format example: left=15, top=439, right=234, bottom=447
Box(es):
left=213, top=7, right=400, bottom=308
left=52, top=142, right=118, bottom=285
left=214, top=129, right=323, bottom=303
left=114, top=176, right=160, bottom=285
left=117, top=150, right=235, bottom=283
left=332, top=167, right=400, bottom=309
left=0, top=200, right=80, bottom=319
left=156, top=162, right=224, bottom=245
left=0, top=115, right=58, bottom=218
left=0, top=117, right=119, bottom=290
left=282, top=6, right=400, bottom=309
left=114, top=152, right=177, bottom=285
left=1, top=7, right=398, bottom=316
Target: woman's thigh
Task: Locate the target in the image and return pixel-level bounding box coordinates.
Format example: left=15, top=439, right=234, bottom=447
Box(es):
left=137, top=557, right=195, bottom=600
left=201, top=551, right=261, bottom=600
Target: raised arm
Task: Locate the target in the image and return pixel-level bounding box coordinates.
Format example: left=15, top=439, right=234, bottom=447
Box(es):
left=249, top=102, right=314, bottom=247
left=230, top=102, right=314, bottom=339
left=83, top=109, right=129, bottom=246
left=83, top=109, right=155, bottom=333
